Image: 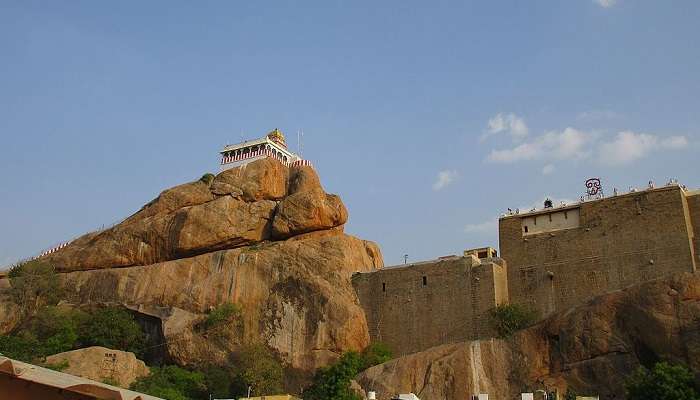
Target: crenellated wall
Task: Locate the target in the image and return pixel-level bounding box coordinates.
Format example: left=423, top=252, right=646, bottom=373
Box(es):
left=499, top=185, right=697, bottom=318
left=352, top=256, right=508, bottom=357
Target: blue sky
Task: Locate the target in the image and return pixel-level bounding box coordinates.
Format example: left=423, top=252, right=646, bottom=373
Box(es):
left=1, top=0, right=698, bottom=267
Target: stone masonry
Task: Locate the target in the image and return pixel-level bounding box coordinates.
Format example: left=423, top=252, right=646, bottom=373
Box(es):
left=500, top=185, right=698, bottom=318
left=352, top=255, right=508, bottom=357
left=687, top=190, right=700, bottom=266
left=352, top=184, right=698, bottom=357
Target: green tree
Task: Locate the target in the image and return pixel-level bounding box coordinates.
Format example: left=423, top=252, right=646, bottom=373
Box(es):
left=0, top=334, right=40, bottom=362
left=202, top=365, right=233, bottom=398
left=130, top=365, right=206, bottom=400
left=304, top=351, right=364, bottom=400
left=79, top=306, right=146, bottom=356
left=0, top=306, right=85, bottom=361
left=8, top=260, right=62, bottom=316
left=304, top=343, right=393, bottom=400
left=29, top=306, right=86, bottom=356
left=625, top=362, right=700, bottom=400
left=489, top=303, right=538, bottom=338
left=231, top=344, right=284, bottom=397
left=360, top=342, right=392, bottom=370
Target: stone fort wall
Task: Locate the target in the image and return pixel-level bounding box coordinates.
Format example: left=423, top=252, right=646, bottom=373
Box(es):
left=353, top=185, right=698, bottom=357
left=500, top=185, right=697, bottom=318
left=687, top=191, right=700, bottom=266
left=351, top=256, right=508, bottom=357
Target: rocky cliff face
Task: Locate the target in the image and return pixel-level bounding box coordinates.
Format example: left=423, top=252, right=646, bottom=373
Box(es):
left=3, top=158, right=383, bottom=374
left=357, top=272, right=700, bottom=400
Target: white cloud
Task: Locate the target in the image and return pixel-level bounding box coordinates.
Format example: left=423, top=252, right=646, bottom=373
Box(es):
left=542, top=164, right=555, bottom=175
left=598, top=131, right=688, bottom=166
left=464, top=218, right=498, bottom=234
left=594, top=0, right=617, bottom=8
left=484, top=113, right=529, bottom=140
left=487, top=127, right=591, bottom=163
left=433, top=170, right=458, bottom=191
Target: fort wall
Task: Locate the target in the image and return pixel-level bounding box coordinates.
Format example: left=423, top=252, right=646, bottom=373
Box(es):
left=688, top=191, right=700, bottom=266
left=499, top=185, right=697, bottom=318
left=352, top=256, right=507, bottom=357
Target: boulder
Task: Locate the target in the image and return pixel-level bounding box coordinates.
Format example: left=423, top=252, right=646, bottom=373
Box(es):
left=272, top=189, right=348, bottom=239
left=210, top=157, right=289, bottom=201
left=45, top=346, right=149, bottom=387
left=45, top=196, right=277, bottom=271
left=357, top=272, right=700, bottom=400
left=288, top=165, right=322, bottom=194
left=124, top=180, right=214, bottom=224
left=41, top=158, right=346, bottom=272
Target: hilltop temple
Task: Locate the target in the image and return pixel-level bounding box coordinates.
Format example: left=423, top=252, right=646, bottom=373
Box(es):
left=219, top=128, right=311, bottom=171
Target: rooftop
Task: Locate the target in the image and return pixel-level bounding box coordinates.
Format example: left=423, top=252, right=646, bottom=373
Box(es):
left=500, top=181, right=693, bottom=220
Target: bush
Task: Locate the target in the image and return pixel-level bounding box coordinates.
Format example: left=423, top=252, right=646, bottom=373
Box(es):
left=304, top=343, right=392, bottom=400
left=0, top=306, right=85, bottom=361
left=361, top=342, right=392, bottom=369
left=130, top=365, right=206, bottom=400
left=8, top=260, right=62, bottom=315
left=202, top=302, right=241, bottom=331
left=30, top=306, right=86, bottom=356
left=0, top=334, right=40, bottom=362
left=202, top=365, right=234, bottom=398
left=199, top=173, right=215, bottom=185
left=625, top=362, right=700, bottom=400
left=79, top=307, right=146, bottom=357
left=304, top=351, right=364, bottom=400
left=0, top=305, right=148, bottom=363
left=44, top=360, right=70, bottom=372
left=231, top=344, right=284, bottom=397
left=489, top=303, right=538, bottom=338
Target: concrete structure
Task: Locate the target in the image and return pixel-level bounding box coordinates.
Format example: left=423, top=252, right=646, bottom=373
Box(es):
left=499, top=184, right=699, bottom=318
left=352, top=255, right=508, bottom=356
left=0, top=356, right=160, bottom=400
left=220, top=128, right=311, bottom=171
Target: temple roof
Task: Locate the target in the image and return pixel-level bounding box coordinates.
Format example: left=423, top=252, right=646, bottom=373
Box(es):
left=267, top=128, right=286, bottom=147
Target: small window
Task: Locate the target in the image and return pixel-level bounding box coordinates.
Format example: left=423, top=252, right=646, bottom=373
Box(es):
left=478, top=251, right=487, bottom=258
left=534, top=217, right=537, bottom=225
left=524, top=226, right=529, bottom=233
left=422, top=276, right=427, bottom=286
left=382, top=282, right=386, bottom=292
left=549, top=214, right=552, bottom=222
left=564, top=211, right=568, bottom=219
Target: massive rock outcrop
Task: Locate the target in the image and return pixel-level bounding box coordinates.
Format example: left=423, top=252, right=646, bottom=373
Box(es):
left=2, top=158, right=382, bottom=373
left=357, top=272, right=700, bottom=400
left=42, top=159, right=349, bottom=272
